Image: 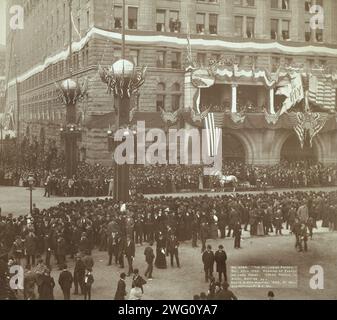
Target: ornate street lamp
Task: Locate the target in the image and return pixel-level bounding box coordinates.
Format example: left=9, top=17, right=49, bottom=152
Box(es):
left=55, top=0, right=87, bottom=178
left=100, top=59, right=146, bottom=201
left=99, top=0, right=146, bottom=202
left=27, top=173, right=35, bottom=215
left=55, top=76, right=87, bottom=179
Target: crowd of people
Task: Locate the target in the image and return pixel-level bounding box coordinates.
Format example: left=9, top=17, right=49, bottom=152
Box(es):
left=1, top=136, right=337, bottom=197
left=1, top=188, right=336, bottom=300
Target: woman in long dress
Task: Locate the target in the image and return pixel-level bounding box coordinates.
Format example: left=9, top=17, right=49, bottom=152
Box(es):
left=155, top=234, right=167, bottom=269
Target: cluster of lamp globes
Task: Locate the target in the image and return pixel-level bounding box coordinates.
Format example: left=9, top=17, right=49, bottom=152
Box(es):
left=105, top=59, right=137, bottom=138
left=60, top=124, right=82, bottom=133
left=107, top=125, right=137, bottom=137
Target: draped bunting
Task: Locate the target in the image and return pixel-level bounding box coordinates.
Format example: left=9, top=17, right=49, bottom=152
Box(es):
left=288, top=112, right=330, bottom=148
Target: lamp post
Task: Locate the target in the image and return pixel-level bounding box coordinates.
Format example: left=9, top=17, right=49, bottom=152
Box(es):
left=0, top=123, right=3, bottom=170
left=27, top=173, right=35, bottom=215
left=57, top=78, right=84, bottom=178
left=99, top=0, right=146, bottom=202
left=55, top=0, right=87, bottom=178
left=101, top=60, right=146, bottom=202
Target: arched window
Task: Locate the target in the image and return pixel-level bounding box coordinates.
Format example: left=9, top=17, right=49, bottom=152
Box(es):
left=156, top=82, right=166, bottom=111
left=171, top=82, right=181, bottom=111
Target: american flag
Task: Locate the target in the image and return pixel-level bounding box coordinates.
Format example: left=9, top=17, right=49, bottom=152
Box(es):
left=309, top=74, right=336, bottom=110
left=195, top=90, right=222, bottom=157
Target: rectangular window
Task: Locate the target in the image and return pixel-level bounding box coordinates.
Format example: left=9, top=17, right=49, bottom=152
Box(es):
left=171, top=52, right=181, bottom=69
left=271, top=0, right=278, bottom=8
left=234, top=16, right=243, bottom=37
left=156, top=95, right=165, bottom=112
left=196, top=13, right=205, bottom=34
left=316, top=29, right=323, bottom=42
left=305, top=1, right=312, bottom=12
left=156, top=51, right=166, bottom=68
left=319, top=59, right=327, bottom=67
left=114, top=48, right=121, bottom=60
left=246, top=17, right=255, bottom=38
left=128, top=7, right=138, bottom=30
left=209, top=14, right=218, bottom=35
left=305, top=22, right=311, bottom=42
left=197, top=53, right=206, bottom=66
left=307, top=58, right=315, bottom=69
left=87, top=10, right=90, bottom=29
left=156, top=10, right=166, bottom=32
left=271, top=57, right=280, bottom=72
left=282, top=0, right=290, bottom=10
left=129, top=49, right=139, bottom=66
left=271, top=19, right=278, bottom=39
left=246, top=0, right=255, bottom=6
left=282, top=20, right=290, bottom=40
left=285, top=57, right=293, bottom=66
left=114, top=6, right=122, bottom=29
left=172, top=95, right=180, bottom=111
left=169, top=11, right=180, bottom=32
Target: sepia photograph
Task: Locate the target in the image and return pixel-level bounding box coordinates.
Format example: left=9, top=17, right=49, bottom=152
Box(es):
left=0, top=0, right=337, bottom=305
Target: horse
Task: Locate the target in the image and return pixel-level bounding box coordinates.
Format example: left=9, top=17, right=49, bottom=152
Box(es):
left=214, top=171, right=239, bottom=192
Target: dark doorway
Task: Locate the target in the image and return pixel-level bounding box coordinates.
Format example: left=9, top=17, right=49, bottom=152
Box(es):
left=280, top=134, right=318, bottom=162
left=222, top=133, right=245, bottom=163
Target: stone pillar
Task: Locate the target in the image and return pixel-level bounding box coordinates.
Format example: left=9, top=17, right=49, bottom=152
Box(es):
left=269, top=88, right=275, bottom=114
left=231, top=84, right=237, bottom=113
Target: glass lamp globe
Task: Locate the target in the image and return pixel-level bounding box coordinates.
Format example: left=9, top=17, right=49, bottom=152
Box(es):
left=61, top=78, right=77, bottom=90
left=111, top=59, right=134, bottom=77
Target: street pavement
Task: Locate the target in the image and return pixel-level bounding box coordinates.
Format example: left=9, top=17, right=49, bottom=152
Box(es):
left=1, top=185, right=337, bottom=299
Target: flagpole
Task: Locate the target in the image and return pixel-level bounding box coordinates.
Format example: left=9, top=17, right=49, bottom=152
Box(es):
left=122, top=0, right=126, bottom=61
left=68, top=0, right=73, bottom=76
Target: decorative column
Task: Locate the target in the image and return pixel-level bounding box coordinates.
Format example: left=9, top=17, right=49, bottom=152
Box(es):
left=231, top=84, right=237, bottom=113
left=269, top=87, right=275, bottom=114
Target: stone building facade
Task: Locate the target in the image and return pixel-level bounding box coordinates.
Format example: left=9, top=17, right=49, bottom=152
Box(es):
left=5, top=0, right=337, bottom=165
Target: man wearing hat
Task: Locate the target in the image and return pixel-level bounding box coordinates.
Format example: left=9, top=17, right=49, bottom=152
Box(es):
left=58, top=264, right=73, bottom=300
left=202, top=245, right=215, bottom=282
left=114, top=272, right=127, bottom=300
left=216, top=282, right=237, bottom=300
left=214, top=245, right=227, bottom=283
left=73, top=254, right=86, bottom=295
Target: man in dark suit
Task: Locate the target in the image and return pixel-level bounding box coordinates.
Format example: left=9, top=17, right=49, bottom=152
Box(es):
left=200, top=222, right=209, bottom=253
left=25, top=231, right=37, bottom=267
left=107, top=232, right=117, bottom=266
left=125, top=237, right=135, bottom=276
left=117, top=235, right=125, bottom=268
left=114, top=273, right=127, bottom=300
left=132, top=268, right=146, bottom=294
left=167, top=234, right=180, bottom=268
left=214, top=245, right=227, bottom=283
left=144, top=242, right=155, bottom=279
left=202, top=245, right=214, bottom=282
left=58, top=264, right=73, bottom=300
left=73, top=254, right=86, bottom=295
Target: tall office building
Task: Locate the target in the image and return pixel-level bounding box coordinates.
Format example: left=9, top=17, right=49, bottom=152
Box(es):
left=5, top=0, right=337, bottom=164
